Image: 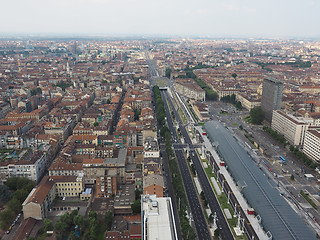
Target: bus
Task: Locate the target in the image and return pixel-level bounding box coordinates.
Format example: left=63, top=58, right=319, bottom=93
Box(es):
left=280, top=156, right=287, bottom=164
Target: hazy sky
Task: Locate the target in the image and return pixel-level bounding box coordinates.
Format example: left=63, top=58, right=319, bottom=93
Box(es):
left=1, top=0, right=319, bottom=38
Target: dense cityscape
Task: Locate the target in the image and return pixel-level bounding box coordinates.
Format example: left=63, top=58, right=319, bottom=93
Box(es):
left=0, top=38, right=320, bottom=240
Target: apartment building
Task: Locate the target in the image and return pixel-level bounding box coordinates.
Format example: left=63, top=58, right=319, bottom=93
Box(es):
left=212, top=86, right=240, bottom=100
left=83, top=148, right=127, bottom=184
left=271, top=110, right=313, bottom=146
left=142, top=195, right=178, bottom=240
left=22, top=175, right=84, bottom=220
left=261, top=77, right=283, bottom=121
left=143, top=136, right=159, bottom=158
left=191, top=102, right=209, bottom=122
left=175, top=78, right=205, bottom=101
left=22, top=176, right=56, bottom=220
left=303, top=127, right=320, bottom=163
left=143, top=174, right=164, bottom=197
left=236, top=92, right=261, bottom=111
left=48, top=159, right=84, bottom=176
left=0, top=151, right=49, bottom=183
left=54, top=175, right=84, bottom=198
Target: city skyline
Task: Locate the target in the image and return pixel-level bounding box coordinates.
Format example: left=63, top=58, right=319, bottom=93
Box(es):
left=1, top=0, right=320, bottom=38
left=1, top=37, right=320, bottom=239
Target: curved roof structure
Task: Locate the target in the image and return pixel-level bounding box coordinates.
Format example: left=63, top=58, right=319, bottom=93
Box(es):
left=204, top=121, right=316, bottom=240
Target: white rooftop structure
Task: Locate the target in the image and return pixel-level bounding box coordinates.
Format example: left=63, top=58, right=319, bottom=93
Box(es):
left=82, top=188, right=92, bottom=194
left=142, top=194, right=177, bottom=240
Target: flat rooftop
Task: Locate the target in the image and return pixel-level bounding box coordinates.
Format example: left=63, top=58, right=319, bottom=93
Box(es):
left=204, top=121, right=316, bottom=240
left=142, top=195, right=177, bottom=240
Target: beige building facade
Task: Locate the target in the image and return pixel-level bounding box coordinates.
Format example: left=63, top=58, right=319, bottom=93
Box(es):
left=174, top=79, right=205, bottom=101
left=22, top=175, right=84, bottom=220
left=236, top=93, right=261, bottom=111
left=271, top=110, right=312, bottom=146
left=303, top=127, right=320, bottom=163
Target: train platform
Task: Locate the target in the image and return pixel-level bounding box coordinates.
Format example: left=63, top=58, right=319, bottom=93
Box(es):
left=203, top=121, right=317, bottom=240
left=195, top=125, right=268, bottom=240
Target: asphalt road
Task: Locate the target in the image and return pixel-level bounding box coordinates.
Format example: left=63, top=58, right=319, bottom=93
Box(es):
left=160, top=145, right=183, bottom=240
left=165, top=93, right=234, bottom=240
left=148, top=59, right=182, bottom=240
left=162, top=91, right=212, bottom=240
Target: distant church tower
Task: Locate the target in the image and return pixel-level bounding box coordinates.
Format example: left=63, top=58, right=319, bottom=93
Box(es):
left=66, top=62, right=70, bottom=73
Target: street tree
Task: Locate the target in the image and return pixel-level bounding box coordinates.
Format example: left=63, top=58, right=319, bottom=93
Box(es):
left=0, top=209, right=15, bottom=230
left=208, top=213, right=214, bottom=223
left=14, top=188, right=29, bottom=203
left=232, top=73, right=237, bottom=79
left=0, top=185, right=13, bottom=204
left=290, top=174, right=295, bottom=181
left=250, top=107, right=265, bottom=125
left=214, top=229, right=220, bottom=238
left=104, top=211, right=113, bottom=231
left=131, top=200, right=141, bottom=214
left=7, top=197, right=22, bottom=214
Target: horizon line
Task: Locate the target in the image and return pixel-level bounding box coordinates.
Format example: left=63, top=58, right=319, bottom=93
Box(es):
left=0, top=33, right=320, bottom=41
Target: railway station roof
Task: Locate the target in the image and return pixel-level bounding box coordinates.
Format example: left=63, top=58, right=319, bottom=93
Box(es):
left=204, top=121, right=316, bottom=240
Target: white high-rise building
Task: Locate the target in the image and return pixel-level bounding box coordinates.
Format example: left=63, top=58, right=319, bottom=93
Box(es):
left=303, top=127, right=320, bottom=163
left=142, top=195, right=178, bottom=240
left=271, top=110, right=314, bottom=146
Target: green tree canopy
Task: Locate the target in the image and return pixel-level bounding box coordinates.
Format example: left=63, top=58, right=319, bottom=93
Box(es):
left=290, top=174, right=295, bottom=181
left=5, top=177, right=34, bottom=192
left=44, top=218, right=53, bottom=231
left=250, top=107, right=265, bottom=125
left=0, top=209, right=15, bottom=230
left=165, top=68, right=172, bottom=78
left=214, top=229, right=220, bottom=237
left=221, top=94, right=242, bottom=110
left=208, top=213, right=214, bottom=223
left=53, top=80, right=72, bottom=91
left=14, top=188, right=29, bottom=203
left=232, top=73, right=237, bottom=79
left=135, top=189, right=142, bottom=200
left=68, top=231, right=79, bottom=240
left=131, top=200, right=141, bottom=214
left=104, top=211, right=113, bottom=231
left=7, top=197, right=22, bottom=214
left=0, top=185, right=13, bottom=204
left=134, top=109, right=141, bottom=121
left=31, top=87, right=42, bottom=96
